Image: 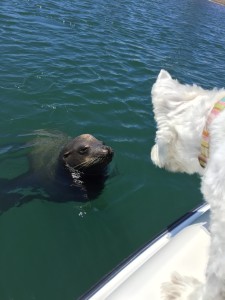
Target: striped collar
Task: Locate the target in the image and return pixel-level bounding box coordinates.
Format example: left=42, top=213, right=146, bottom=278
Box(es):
left=198, top=97, right=225, bottom=168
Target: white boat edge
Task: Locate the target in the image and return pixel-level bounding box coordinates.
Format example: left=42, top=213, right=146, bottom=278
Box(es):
left=81, top=202, right=210, bottom=300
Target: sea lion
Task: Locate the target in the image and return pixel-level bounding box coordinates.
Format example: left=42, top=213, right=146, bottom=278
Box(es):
left=58, top=133, right=113, bottom=180
left=0, top=131, right=114, bottom=213
left=56, top=133, right=114, bottom=193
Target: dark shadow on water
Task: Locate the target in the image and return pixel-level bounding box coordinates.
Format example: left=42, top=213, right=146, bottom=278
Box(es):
left=0, top=169, right=111, bottom=214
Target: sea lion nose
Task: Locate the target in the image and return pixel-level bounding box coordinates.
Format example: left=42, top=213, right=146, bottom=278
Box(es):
left=102, top=146, right=114, bottom=158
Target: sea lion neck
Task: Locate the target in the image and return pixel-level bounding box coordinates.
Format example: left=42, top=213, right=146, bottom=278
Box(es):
left=55, top=159, right=84, bottom=186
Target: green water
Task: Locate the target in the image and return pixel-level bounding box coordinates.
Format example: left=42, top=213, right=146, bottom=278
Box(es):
left=1, top=0, right=225, bottom=299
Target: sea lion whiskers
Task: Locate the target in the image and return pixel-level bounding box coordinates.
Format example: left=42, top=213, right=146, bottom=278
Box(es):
left=86, top=154, right=110, bottom=166
left=75, top=156, right=104, bottom=169
left=64, top=158, right=98, bottom=173
left=83, top=156, right=102, bottom=167
left=72, top=159, right=94, bottom=169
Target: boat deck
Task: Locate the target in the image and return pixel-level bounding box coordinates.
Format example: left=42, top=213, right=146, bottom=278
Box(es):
left=82, top=204, right=210, bottom=300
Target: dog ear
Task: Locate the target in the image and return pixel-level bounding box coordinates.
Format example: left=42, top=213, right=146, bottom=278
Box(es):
left=151, top=142, right=168, bottom=168
left=157, top=69, right=172, bottom=81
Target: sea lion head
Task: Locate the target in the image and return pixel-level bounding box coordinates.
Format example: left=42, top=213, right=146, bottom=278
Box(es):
left=59, top=134, right=114, bottom=178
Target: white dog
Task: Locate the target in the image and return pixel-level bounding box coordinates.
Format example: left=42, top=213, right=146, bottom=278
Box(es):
left=151, top=70, right=225, bottom=300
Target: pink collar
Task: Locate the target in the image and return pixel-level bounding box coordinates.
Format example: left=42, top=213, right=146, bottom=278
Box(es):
left=198, top=97, right=225, bottom=168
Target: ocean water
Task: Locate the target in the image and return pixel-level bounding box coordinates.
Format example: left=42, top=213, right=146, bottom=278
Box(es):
left=1, top=0, right=225, bottom=299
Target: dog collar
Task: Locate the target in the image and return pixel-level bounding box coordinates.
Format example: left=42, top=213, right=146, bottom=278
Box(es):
left=198, top=97, right=225, bottom=168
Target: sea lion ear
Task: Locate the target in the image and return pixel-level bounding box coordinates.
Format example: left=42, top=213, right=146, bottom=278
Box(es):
left=63, top=151, right=71, bottom=159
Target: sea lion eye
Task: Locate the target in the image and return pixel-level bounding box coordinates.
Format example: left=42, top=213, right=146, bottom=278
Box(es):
left=79, top=146, right=89, bottom=155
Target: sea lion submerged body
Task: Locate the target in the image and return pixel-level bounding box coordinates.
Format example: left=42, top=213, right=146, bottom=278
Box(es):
left=0, top=132, right=114, bottom=213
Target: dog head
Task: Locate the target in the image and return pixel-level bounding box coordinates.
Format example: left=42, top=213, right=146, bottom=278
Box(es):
left=151, top=70, right=204, bottom=174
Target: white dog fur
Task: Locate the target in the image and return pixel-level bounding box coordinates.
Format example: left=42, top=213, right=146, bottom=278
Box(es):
left=151, top=70, right=225, bottom=300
